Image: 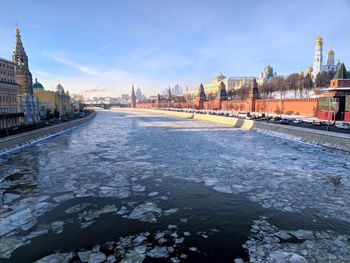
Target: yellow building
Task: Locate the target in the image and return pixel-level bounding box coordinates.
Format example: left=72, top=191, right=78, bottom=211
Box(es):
left=187, top=72, right=228, bottom=96
left=204, top=72, right=228, bottom=95
left=33, top=79, right=71, bottom=118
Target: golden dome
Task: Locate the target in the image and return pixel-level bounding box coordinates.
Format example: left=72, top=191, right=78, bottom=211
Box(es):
left=328, top=49, right=335, bottom=55
left=299, top=71, right=304, bottom=76
left=306, top=67, right=313, bottom=74
left=315, top=35, right=323, bottom=45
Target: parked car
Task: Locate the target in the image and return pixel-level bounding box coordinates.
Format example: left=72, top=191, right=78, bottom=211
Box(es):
left=271, top=116, right=281, bottom=122
left=279, top=118, right=290, bottom=125
left=293, top=119, right=303, bottom=124
left=312, top=120, right=325, bottom=126
left=335, top=122, right=350, bottom=130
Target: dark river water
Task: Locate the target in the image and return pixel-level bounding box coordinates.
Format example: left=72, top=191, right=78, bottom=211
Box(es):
left=0, top=110, right=349, bottom=263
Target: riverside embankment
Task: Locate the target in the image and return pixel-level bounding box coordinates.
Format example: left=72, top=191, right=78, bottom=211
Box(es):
left=113, top=108, right=350, bottom=152
left=0, top=111, right=96, bottom=155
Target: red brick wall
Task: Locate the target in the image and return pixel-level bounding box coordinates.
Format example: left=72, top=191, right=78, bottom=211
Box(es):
left=203, top=100, right=221, bottom=110
left=137, top=103, right=155, bottom=108
left=221, top=100, right=247, bottom=111
left=330, top=79, right=350, bottom=88
left=136, top=98, right=319, bottom=117
left=344, top=112, right=350, bottom=121
left=255, top=98, right=318, bottom=116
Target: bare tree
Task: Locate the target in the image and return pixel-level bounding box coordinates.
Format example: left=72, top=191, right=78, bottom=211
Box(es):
left=304, top=74, right=313, bottom=93
left=297, top=75, right=305, bottom=98
left=270, top=76, right=287, bottom=99
left=287, top=73, right=300, bottom=98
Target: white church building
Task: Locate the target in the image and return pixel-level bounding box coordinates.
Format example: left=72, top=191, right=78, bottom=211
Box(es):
left=312, top=35, right=340, bottom=78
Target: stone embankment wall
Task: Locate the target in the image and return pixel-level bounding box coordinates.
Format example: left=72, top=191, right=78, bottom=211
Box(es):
left=115, top=108, right=350, bottom=152
left=0, top=112, right=96, bottom=154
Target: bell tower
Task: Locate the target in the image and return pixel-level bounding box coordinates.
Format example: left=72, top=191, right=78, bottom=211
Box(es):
left=312, top=35, right=323, bottom=78
left=12, top=26, right=33, bottom=95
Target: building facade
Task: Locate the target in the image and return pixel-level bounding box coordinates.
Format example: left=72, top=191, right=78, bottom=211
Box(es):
left=33, top=80, right=71, bottom=119
left=0, top=58, right=23, bottom=129
left=227, top=76, right=254, bottom=91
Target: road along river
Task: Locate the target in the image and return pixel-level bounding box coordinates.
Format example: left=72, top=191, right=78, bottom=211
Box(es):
left=0, top=110, right=349, bottom=262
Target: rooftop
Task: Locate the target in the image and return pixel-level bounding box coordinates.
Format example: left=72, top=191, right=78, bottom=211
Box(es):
left=333, top=63, right=349, bottom=80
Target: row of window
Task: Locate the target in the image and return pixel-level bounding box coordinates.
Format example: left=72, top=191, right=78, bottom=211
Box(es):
left=0, top=107, right=18, bottom=114
left=0, top=78, right=16, bottom=83
left=0, top=63, right=15, bottom=70
left=0, top=95, right=17, bottom=103
left=0, top=71, right=15, bottom=77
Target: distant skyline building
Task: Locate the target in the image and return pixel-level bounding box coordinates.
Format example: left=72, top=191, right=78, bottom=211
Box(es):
left=173, top=84, right=180, bottom=96
left=130, top=85, right=136, bottom=108
left=136, top=87, right=143, bottom=100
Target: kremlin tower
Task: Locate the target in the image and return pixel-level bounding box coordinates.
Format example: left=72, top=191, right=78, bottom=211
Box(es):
left=196, top=83, right=206, bottom=109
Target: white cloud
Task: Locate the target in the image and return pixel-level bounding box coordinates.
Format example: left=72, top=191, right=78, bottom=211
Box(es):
left=44, top=51, right=99, bottom=75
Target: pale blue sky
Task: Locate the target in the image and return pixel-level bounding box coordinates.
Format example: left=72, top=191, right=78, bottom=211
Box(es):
left=0, top=0, right=349, bottom=97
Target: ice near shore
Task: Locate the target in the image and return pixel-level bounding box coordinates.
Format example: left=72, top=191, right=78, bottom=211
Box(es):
left=1, top=110, right=350, bottom=262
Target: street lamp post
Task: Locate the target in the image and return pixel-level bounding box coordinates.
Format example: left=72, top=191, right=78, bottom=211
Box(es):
left=326, top=97, right=339, bottom=131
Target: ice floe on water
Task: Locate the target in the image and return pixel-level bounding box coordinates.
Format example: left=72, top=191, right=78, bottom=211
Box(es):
left=35, top=252, right=75, bottom=263
left=1, top=111, right=350, bottom=261
left=33, top=226, right=203, bottom=263
left=127, top=202, right=162, bottom=223
left=238, top=216, right=350, bottom=263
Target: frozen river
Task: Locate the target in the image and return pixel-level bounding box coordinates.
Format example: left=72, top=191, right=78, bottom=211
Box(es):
left=0, top=110, right=349, bottom=263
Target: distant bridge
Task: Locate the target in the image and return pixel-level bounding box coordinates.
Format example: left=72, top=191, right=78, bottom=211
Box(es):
left=83, top=103, right=129, bottom=109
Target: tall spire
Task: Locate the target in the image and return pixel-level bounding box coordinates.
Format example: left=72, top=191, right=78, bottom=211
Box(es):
left=252, top=78, right=259, bottom=96
left=333, top=63, right=349, bottom=80
left=217, top=81, right=228, bottom=101
left=16, top=24, right=20, bottom=38
left=12, top=26, right=33, bottom=95
left=197, top=83, right=206, bottom=101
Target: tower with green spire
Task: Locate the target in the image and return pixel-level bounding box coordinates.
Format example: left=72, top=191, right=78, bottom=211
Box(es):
left=329, top=63, right=350, bottom=90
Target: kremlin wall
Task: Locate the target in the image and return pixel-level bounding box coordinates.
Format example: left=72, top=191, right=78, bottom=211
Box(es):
left=134, top=35, right=350, bottom=121
left=134, top=65, right=350, bottom=121
left=136, top=96, right=320, bottom=118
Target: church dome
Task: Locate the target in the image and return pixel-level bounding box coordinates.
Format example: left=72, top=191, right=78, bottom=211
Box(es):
left=328, top=49, right=335, bottom=55
left=56, top=82, right=65, bottom=94
left=306, top=67, right=313, bottom=75
left=32, top=78, right=44, bottom=90
left=315, top=35, right=323, bottom=45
